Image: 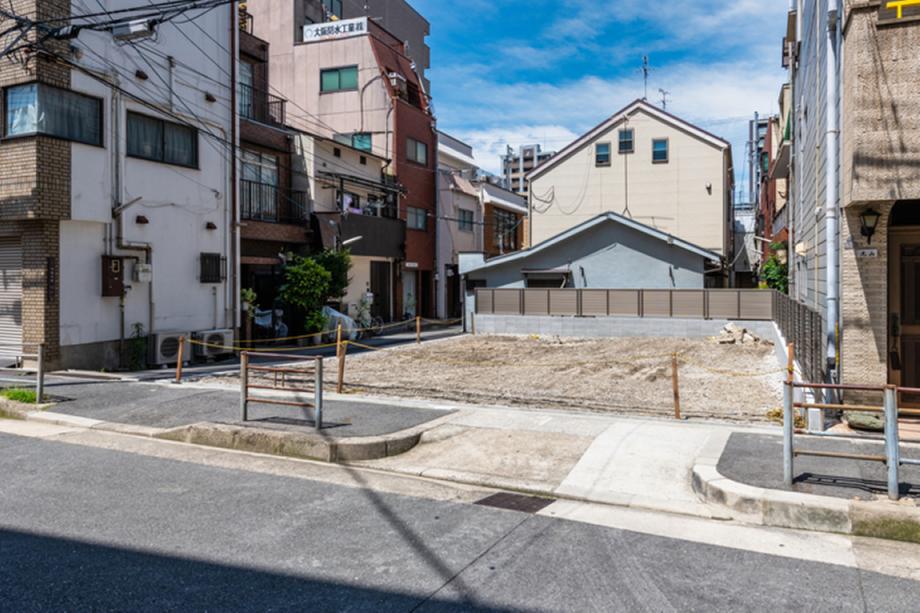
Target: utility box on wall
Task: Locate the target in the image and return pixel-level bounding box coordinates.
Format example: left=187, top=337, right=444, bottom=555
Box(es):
left=101, top=256, right=125, bottom=297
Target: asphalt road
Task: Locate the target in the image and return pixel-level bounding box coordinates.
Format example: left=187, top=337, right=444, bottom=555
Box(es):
left=2, top=430, right=919, bottom=611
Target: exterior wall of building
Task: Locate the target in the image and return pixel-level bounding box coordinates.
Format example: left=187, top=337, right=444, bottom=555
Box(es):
left=483, top=203, right=524, bottom=258
left=3, top=2, right=237, bottom=369
left=528, top=107, right=730, bottom=256
left=502, top=144, right=554, bottom=196
left=788, top=0, right=830, bottom=317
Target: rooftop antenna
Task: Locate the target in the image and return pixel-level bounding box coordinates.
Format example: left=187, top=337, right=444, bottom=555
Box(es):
left=658, top=88, right=670, bottom=110
left=640, top=55, right=651, bottom=100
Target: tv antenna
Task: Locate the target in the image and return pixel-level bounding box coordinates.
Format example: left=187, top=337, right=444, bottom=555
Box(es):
left=658, top=88, right=671, bottom=110
left=639, top=56, right=651, bottom=100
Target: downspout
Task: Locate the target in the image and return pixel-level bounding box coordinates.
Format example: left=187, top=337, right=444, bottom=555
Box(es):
left=825, top=0, right=840, bottom=382
left=230, top=2, right=240, bottom=335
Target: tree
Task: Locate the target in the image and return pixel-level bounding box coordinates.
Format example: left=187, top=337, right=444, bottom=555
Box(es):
left=761, top=255, right=788, bottom=294
left=311, top=248, right=352, bottom=302
left=280, top=256, right=331, bottom=332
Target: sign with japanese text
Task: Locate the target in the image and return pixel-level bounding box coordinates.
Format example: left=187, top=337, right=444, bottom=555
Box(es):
left=302, top=17, right=368, bottom=43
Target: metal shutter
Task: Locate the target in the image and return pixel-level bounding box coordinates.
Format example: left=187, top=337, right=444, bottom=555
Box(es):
left=0, top=238, right=22, bottom=365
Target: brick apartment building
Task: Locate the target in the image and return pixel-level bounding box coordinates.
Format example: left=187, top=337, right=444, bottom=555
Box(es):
left=0, top=0, right=235, bottom=369
left=247, top=1, right=438, bottom=318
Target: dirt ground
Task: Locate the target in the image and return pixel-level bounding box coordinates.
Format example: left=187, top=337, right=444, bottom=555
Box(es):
left=336, top=334, right=784, bottom=422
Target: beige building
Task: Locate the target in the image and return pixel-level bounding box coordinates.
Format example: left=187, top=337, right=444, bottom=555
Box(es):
left=781, top=2, right=920, bottom=391
left=502, top=144, right=555, bottom=197
left=526, top=99, right=734, bottom=279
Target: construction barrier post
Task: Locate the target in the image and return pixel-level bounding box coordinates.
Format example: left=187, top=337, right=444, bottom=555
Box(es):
left=416, top=316, right=421, bottom=344
left=336, top=323, right=343, bottom=359
left=240, top=352, right=249, bottom=422
left=35, top=343, right=44, bottom=403
left=314, top=357, right=323, bottom=430
left=175, top=336, right=185, bottom=384
left=884, top=385, right=900, bottom=501
left=783, top=380, right=794, bottom=488
left=471, top=312, right=476, bottom=335
left=337, top=341, right=347, bottom=394
left=671, top=353, right=681, bottom=420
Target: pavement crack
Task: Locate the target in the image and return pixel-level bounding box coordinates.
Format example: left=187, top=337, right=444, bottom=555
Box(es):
left=408, top=513, right=533, bottom=612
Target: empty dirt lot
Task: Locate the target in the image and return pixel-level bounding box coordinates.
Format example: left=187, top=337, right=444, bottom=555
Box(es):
left=336, top=334, right=784, bottom=422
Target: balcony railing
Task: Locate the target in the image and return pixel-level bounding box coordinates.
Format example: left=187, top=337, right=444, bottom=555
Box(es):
left=238, top=83, right=286, bottom=126
left=239, top=11, right=253, bottom=34
left=241, top=180, right=309, bottom=224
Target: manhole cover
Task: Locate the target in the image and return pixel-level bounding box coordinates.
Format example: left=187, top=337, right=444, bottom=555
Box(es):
left=474, top=492, right=555, bottom=514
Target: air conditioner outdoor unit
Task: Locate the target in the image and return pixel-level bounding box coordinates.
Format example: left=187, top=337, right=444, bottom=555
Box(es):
left=192, top=329, right=234, bottom=359
left=152, top=332, right=191, bottom=365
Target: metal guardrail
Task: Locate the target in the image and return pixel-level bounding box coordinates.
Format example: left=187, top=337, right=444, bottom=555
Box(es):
left=240, top=352, right=323, bottom=430
left=240, top=180, right=308, bottom=224
left=0, top=343, right=45, bottom=403
left=782, top=381, right=917, bottom=500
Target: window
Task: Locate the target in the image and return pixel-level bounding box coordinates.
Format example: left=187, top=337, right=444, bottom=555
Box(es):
left=238, top=61, right=254, bottom=118
left=352, top=132, right=372, bottom=151
left=199, top=253, right=224, bottom=283
left=320, top=66, right=358, bottom=92
left=127, top=112, right=198, bottom=168
left=458, top=209, right=474, bottom=232
left=322, top=0, right=342, bottom=18
left=493, top=208, right=519, bottom=251
left=408, top=206, right=427, bottom=230
left=4, top=83, right=102, bottom=146
left=333, top=147, right=341, bottom=158
left=618, top=128, right=634, bottom=154
left=407, top=137, right=428, bottom=165
left=595, top=142, right=611, bottom=166
left=652, top=138, right=669, bottom=163
left=241, top=149, right=278, bottom=219
left=340, top=191, right=361, bottom=213
left=359, top=155, right=367, bottom=165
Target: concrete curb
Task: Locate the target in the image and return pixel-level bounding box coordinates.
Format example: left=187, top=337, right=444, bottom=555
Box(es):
left=153, top=412, right=458, bottom=463
left=691, top=461, right=920, bottom=543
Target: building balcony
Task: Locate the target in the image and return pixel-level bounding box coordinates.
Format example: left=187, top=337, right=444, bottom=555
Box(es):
left=239, top=11, right=253, bottom=34
left=238, top=83, right=286, bottom=126
left=240, top=180, right=309, bottom=224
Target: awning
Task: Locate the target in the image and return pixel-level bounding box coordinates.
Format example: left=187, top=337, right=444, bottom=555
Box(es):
left=450, top=174, right=480, bottom=197
left=314, top=212, right=342, bottom=250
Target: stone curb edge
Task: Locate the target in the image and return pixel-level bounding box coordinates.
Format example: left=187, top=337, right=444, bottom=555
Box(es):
left=691, top=461, right=920, bottom=544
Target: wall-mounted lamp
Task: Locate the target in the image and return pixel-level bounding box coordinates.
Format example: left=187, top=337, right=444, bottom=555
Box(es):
left=705, top=182, right=712, bottom=194
left=860, top=208, right=881, bottom=244
left=135, top=69, right=148, bottom=80
left=135, top=215, right=149, bottom=225
left=205, top=92, right=217, bottom=103
left=205, top=221, right=217, bottom=230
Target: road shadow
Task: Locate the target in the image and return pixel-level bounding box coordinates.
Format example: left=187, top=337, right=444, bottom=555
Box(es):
left=0, top=528, right=510, bottom=611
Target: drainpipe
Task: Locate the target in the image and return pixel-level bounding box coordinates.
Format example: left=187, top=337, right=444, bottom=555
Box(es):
left=230, top=2, right=240, bottom=335
left=825, top=0, right=841, bottom=385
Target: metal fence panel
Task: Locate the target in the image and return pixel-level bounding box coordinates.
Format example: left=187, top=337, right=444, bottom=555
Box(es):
left=672, top=291, right=705, bottom=319
left=493, top=289, right=522, bottom=315
left=523, top=289, right=550, bottom=316
left=708, top=291, right=741, bottom=319
left=608, top=290, right=640, bottom=316
left=580, top=290, right=608, bottom=317
left=549, top=290, right=579, bottom=316
left=740, top=291, right=773, bottom=320
left=477, top=289, right=494, bottom=314
left=643, top=290, right=671, bottom=318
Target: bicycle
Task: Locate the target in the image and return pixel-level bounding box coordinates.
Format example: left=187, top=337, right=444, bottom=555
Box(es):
left=354, top=297, right=384, bottom=339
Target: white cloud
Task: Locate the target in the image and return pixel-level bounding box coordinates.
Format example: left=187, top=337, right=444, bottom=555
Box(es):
left=454, top=125, right=582, bottom=175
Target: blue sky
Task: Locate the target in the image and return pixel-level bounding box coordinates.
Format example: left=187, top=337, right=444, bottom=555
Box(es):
left=411, top=0, right=789, bottom=199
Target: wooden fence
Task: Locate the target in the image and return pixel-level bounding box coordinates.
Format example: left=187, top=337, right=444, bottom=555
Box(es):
left=475, top=287, right=826, bottom=383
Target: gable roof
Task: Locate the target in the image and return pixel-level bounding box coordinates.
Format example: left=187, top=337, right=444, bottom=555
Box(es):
left=527, top=99, right=730, bottom=182
left=466, top=210, right=722, bottom=274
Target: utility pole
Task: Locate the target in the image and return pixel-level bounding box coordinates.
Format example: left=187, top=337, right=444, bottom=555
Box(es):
left=658, top=88, right=670, bottom=110
left=640, top=55, right=651, bottom=100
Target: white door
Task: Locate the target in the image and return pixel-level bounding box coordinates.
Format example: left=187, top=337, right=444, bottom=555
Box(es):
left=0, top=238, right=22, bottom=365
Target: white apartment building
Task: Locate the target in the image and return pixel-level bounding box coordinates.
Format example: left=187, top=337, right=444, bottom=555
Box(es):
left=0, top=1, right=236, bottom=369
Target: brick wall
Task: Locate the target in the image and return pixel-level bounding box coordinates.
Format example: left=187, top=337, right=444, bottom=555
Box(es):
left=841, top=203, right=892, bottom=388
left=0, top=0, right=72, bottom=365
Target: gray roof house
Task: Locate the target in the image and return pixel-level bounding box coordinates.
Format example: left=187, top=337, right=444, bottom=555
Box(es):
left=458, top=211, right=723, bottom=322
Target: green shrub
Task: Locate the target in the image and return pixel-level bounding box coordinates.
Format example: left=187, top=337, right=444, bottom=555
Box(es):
left=761, top=255, right=788, bottom=294
left=1, top=388, right=37, bottom=404
left=280, top=256, right=331, bottom=332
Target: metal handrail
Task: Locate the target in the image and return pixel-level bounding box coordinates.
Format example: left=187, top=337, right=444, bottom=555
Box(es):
left=0, top=343, right=45, bottom=402
left=240, top=352, right=323, bottom=429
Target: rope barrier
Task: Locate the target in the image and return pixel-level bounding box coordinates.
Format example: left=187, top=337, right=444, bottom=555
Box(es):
left=188, top=338, right=340, bottom=353
left=236, top=317, right=419, bottom=345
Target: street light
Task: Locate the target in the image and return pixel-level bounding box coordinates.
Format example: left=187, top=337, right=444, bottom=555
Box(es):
left=860, top=208, right=881, bottom=244
left=338, top=235, right=363, bottom=252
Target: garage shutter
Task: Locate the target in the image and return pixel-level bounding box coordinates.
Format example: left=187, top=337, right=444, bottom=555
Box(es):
left=0, top=238, right=23, bottom=364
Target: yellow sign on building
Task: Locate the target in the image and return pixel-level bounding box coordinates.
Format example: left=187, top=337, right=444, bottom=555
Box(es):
left=880, top=0, right=920, bottom=23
